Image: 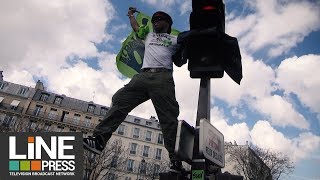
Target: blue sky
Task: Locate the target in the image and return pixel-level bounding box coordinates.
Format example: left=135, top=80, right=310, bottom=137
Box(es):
left=1, top=0, right=320, bottom=179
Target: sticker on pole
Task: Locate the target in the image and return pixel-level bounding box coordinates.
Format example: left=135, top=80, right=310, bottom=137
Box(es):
left=199, top=119, right=225, bottom=167
left=192, top=170, right=204, bottom=180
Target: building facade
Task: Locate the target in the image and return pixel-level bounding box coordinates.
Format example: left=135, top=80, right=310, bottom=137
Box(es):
left=0, top=79, right=169, bottom=180
left=223, top=143, right=272, bottom=180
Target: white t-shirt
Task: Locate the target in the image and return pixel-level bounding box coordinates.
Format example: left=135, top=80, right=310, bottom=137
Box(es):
left=137, top=26, right=179, bottom=70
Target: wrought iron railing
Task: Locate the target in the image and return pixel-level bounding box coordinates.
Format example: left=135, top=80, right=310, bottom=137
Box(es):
left=0, top=102, right=24, bottom=113
left=25, top=109, right=96, bottom=129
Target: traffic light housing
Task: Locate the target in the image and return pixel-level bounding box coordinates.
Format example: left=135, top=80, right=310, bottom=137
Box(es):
left=190, top=0, right=225, bottom=31
left=179, top=0, right=242, bottom=83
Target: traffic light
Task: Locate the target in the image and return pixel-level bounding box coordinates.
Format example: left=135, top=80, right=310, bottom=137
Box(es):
left=178, top=0, right=242, bottom=84
left=190, top=0, right=225, bottom=31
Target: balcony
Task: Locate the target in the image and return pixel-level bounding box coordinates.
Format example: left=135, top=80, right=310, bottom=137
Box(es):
left=25, top=109, right=96, bottom=130
left=133, top=135, right=139, bottom=139
left=143, top=153, right=149, bottom=157
left=0, top=102, right=24, bottom=114
left=127, top=167, right=133, bottom=172
left=129, top=150, right=136, bottom=155
left=117, top=131, right=124, bottom=135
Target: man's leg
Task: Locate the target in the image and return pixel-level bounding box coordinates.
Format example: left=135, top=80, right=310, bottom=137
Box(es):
left=84, top=74, right=149, bottom=154
left=149, top=72, right=180, bottom=162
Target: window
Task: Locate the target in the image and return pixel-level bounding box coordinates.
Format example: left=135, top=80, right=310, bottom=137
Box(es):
left=73, top=114, right=81, bottom=125
left=139, top=160, right=146, bottom=174
left=111, top=156, right=118, bottom=168
left=48, top=108, right=58, bottom=119
left=0, top=82, right=7, bottom=90
left=134, top=118, right=140, bottom=124
left=107, top=173, right=116, bottom=180
left=133, top=127, right=140, bottom=139
left=56, top=126, right=64, bottom=132
left=18, top=87, right=28, bottom=95
left=61, top=111, right=69, bottom=122
left=54, top=97, right=63, bottom=105
left=28, top=121, right=37, bottom=130
left=10, top=100, right=20, bottom=111
left=146, top=121, right=152, bottom=126
left=145, top=130, right=152, bottom=141
left=155, top=148, right=162, bottom=160
left=127, top=159, right=134, bottom=172
left=33, top=105, right=43, bottom=116
left=84, top=116, right=91, bottom=127
left=40, top=93, right=49, bottom=101
left=153, top=164, right=160, bottom=175
left=117, top=124, right=125, bottom=135
left=143, top=145, right=150, bottom=157
left=100, top=107, right=108, bottom=116
left=87, top=104, right=95, bottom=113
left=43, top=124, right=51, bottom=132
left=158, top=133, right=163, bottom=144
left=130, top=143, right=137, bottom=155
left=2, top=115, right=14, bottom=127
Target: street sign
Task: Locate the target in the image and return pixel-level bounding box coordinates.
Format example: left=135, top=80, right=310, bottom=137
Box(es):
left=175, top=120, right=195, bottom=163
left=199, top=119, right=225, bottom=167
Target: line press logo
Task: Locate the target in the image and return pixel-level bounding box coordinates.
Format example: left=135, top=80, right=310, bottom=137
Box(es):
left=1, top=132, right=83, bottom=180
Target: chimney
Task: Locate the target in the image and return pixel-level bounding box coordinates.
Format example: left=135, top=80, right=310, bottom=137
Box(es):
left=0, top=71, right=3, bottom=81
left=150, top=116, right=158, bottom=122
left=35, top=80, right=44, bottom=90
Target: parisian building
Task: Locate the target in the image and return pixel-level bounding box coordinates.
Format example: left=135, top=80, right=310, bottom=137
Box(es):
left=224, top=143, right=272, bottom=180
left=0, top=78, right=169, bottom=180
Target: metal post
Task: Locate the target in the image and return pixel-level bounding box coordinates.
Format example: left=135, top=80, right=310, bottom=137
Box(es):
left=196, top=78, right=211, bottom=126
left=192, top=77, right=211, bottom=180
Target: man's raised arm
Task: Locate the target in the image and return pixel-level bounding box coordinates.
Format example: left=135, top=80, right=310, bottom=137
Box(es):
left=127, top=7, right=139, bottom=32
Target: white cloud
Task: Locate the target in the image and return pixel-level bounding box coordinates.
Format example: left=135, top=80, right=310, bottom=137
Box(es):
left=231, top=107, right=246, bottom=120
left=226, top=14, right=257, bottom=38
left=5, top=70, right=35, bottom=88
left=213, top=53, right=276, bottom=105
left=179, top=0, right=191, bottom=15
left=291, top=132, right=320, bottom=162
left=210, top=107, right=251, bottom=145
left=227, top=0, right=320, bottom=57
left=252, top=95, right=309, bottom=129
left=173, top=65, right=200, bottom=125
left=139, top=0, right=176, bottom=10
left=251, top=121, right=320, bottom=162
left=212, top=51, right=311, bottom=129
left=206, top=110, right=319, bottom=163
left=48, top=60, right=124, bottom=107
left=276, top=55, right=320, bottom=114
left=0, top=0, right=114, bottom=84
left=110, top=24, right=128, bottom=33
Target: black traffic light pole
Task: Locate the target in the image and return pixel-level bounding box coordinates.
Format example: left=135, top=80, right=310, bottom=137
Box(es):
left=191, top=77, right=216, bottom=180
left=196, top=78, right=211, bottom=125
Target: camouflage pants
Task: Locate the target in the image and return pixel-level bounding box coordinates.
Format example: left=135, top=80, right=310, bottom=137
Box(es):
left=93, top=71, right=180, bottom=160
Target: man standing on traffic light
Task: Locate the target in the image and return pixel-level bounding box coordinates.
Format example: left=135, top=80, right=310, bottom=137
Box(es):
left=83, top=7, right=186, bottom=172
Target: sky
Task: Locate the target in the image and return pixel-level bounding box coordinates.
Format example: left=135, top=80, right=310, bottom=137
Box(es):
left=1, top=0, right=320, bottom=179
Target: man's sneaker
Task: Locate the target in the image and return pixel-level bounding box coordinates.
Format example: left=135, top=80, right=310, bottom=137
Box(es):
left=169, top=160, right=185, bottom=174
left=83, top=136, right=104, bottom=155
